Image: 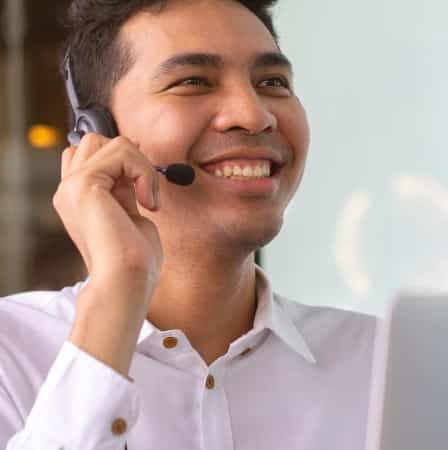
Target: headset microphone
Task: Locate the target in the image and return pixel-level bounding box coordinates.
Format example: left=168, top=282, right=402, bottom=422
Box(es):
left=155, top=164, right=195, bottom=186
left=63, top=49, right=195, bottom=186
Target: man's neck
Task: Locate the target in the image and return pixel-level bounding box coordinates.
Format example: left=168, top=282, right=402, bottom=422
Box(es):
left=145, top=253, right=258, bottom=366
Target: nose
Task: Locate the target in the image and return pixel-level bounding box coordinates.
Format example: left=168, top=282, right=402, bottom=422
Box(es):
left=212, top=81, right=277, bottom=135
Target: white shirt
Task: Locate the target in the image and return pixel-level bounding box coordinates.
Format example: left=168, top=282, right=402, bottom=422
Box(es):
left=0, top=266, right=377, bottom=450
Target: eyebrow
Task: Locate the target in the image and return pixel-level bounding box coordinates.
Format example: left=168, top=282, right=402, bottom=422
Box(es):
left=151, top=51, right=294, bottom=81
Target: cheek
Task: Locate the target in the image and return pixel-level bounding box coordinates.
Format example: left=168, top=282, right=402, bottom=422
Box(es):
left=121, top=100, right=208, bottom=165
left=274, top=99, right=310, bottom=202
left=278, top=97, right=310, bottom=165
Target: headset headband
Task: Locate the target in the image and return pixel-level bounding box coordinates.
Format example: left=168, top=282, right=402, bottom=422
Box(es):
left=64, top=48, right=82, bottom=112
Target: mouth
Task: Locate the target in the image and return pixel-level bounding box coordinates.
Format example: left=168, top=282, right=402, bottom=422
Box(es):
left=197, top=158, right=283, bottom=196
left=199, top=158, right=282, bottom=180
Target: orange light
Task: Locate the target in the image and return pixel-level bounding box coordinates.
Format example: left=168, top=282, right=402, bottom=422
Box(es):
left=28, top=124, right=62, bottom=149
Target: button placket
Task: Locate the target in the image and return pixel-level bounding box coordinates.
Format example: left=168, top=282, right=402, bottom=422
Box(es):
left=200, top=365, right=233, bottom=450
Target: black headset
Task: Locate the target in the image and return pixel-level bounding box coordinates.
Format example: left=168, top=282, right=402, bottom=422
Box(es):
left=63, top=48, right=119, bottom=146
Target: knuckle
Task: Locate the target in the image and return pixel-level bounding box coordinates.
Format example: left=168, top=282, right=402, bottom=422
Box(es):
left=80, top=132, right=98, bottom=146
left=52, top=183, right=69, bottom=210
left=117, top=145, right=141, bottom=164
left=52, top=181, right=74, bottom=210
left=116, top=145, right=131, bottom=159
left=112, top=135, right=131, bottom=148
left=52, top=190, right=62, bottom=210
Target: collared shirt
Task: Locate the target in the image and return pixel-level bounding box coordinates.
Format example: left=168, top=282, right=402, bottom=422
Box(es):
left=0, top=266, right=377, bottom=450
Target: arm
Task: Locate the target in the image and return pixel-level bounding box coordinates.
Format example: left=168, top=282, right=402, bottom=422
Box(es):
left=2, top=133, right=162, bottom=449
left=1, top=341, right=139, bottom=450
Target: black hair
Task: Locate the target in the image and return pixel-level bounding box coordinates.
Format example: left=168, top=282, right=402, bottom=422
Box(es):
left=61, top=0, right=279, bottom=110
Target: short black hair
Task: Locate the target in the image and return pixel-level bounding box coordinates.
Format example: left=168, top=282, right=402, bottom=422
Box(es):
left=61, top=0, right=279, bottom=110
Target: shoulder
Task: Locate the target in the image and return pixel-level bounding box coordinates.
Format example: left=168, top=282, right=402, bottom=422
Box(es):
left=275, top=292, right=378, bottom=331
left=0, top=281, right=86, bottom=365
left=0, top=282, right=86, bottom=418
left=274, top=292, right=378, bottom=359
left=0, top=281, right=86, bottom=325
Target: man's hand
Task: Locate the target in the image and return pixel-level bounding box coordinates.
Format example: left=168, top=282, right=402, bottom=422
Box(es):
left=53, top=133, right=163, bottom=377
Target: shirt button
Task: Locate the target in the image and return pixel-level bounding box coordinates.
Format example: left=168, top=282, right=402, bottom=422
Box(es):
left=111, top=418, right=127, bottom=436
left=205, top=374, right=215, bottom=389
left=163, top=336, right=178, bottom=349
left=240, top=347, right=251, bottom=357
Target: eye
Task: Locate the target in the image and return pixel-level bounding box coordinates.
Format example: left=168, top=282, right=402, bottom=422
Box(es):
left=258, top=77, right=291, bottom=89
left=173, top=76, right=211, bottom=87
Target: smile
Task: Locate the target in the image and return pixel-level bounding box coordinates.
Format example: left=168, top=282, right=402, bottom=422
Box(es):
left=201, top=159, right=278, bottom=180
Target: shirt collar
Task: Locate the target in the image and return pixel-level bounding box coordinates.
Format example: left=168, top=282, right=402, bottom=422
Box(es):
left=253, top=265, right=316, bottom=364
left=125, top=266, right=316, bottom=364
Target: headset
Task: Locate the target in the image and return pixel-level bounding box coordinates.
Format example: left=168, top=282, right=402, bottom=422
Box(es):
left=63, top=48, right=195, bottom=186
left=63, top=49, right=119, bottom=146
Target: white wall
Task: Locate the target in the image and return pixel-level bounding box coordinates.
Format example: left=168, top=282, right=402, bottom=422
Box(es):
left=264, top=0, right=448, bottom=316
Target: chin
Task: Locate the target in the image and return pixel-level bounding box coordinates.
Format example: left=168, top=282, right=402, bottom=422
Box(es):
left=218, top=214, right=284, bottom=254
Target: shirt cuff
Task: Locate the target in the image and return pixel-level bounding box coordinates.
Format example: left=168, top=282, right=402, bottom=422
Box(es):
left=24, top=340, right=140, bottom=449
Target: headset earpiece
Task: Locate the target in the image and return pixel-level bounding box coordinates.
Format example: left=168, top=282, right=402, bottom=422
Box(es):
left=64, top=49, right=118, bottom=146
left=68, top=105, right=118, bottom=146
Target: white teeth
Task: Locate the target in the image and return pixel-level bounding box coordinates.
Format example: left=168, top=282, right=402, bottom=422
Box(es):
left=242, top=166, right=252, bottom=177
left=224, top=166, right=232, bottom=177
left=212, top=163, right=272, bottom=178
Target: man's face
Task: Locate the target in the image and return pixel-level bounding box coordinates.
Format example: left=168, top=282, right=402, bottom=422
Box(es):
left=110, top=0, right=310, bottom=254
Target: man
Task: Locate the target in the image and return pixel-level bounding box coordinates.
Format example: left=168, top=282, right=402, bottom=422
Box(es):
left=0, top=1, right=377, bottom=449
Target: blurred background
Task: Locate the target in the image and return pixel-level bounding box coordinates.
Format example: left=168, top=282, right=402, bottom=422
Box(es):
left=0, top=1, right=447, bottom=317
left=266, top=0, right=448, bottom=316
left=0, top=0, right=86, bottom=295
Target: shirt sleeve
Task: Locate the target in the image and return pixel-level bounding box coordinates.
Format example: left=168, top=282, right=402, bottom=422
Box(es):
left=1, top=340, right=140, bottom=450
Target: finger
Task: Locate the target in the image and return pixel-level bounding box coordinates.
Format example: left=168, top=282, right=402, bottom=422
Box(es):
left=70, top=135, right=159, bottom=211
left=69, top=132, right=111, bottom=173
left=61, top=146, right=76, bottom=179
left=135, top=163, right=159, bottom=211
left=81, top=135, right=138, bottom=167
left=80, top=138, right=159, bottom=211
left=111, top=176, right=140, bottom=216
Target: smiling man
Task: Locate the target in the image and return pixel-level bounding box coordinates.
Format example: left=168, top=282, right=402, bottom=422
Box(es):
left=0, top=1, right=377, bottom=449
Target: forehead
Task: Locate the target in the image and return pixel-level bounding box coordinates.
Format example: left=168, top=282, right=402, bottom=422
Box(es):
left=119, top=0, right=279, bottom=71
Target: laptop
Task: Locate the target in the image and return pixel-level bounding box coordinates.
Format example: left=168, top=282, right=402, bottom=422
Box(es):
left=365, top=292, right=448, bottom=450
